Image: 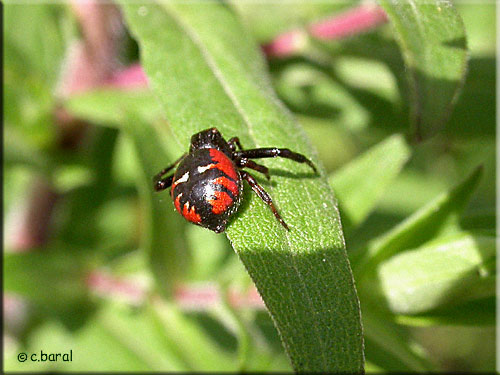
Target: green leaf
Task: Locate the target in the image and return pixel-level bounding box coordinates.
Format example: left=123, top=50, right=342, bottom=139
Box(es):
left=72, top=303, right=187, bottom=371
left=374, top=169, right=449, bottom=217
left=4, top=250, right=90, bottom=312
left=57, top=127, right=120, bottom=248
left=121, top=2, right=363, bottom=372
left=377, top=0, right=468, bottom=140
left=185, top=225, right=231, bottom=281
left=362, top=309, right=431, bottom=371
left=66, top=93, right=189, bottom=292
left=65, top=89, right=161, bottom=127
left=229, top=1, right=349, bottom=43
left=4, top=126, right=54, bottom=173
left=123, top=113, right=189, bottom=295
left=151, top=299, right=235, bottom=370
left=395, top=297, right=495, bottom=326
left=461, top=209, right=495, bottom=231
left=446, top=57, right=495, bottom=139
left=456, top=3, right=495, bottom=56
left=355, top=166, right=483, bottom=277
left=378, top=232, right=495, bottom=315
left=330, top=134, right=411, bottom=229
left=4, top=3, right=66, bottom=86
left=4, top=3, right=67, bottom=150
left=273, top=60, right=371, bottom=132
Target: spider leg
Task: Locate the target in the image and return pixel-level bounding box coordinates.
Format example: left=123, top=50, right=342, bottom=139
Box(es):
left=153, top=154, right=186, bottom=191
left=236, top=158, right=270, bottom=180
left=154, top=175, right=174, bottom=192
left=240, top=171, right=289, bottom=231
left=234, top=148, right=317, bottom=173
left=228, top=137, right=243, bottom=151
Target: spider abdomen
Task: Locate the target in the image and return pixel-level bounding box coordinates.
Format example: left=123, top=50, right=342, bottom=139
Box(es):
left=170, top=148, right=243, bottom=233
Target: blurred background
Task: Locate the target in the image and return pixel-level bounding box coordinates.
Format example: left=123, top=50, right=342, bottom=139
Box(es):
left=4, top=1, right=495, bottom=372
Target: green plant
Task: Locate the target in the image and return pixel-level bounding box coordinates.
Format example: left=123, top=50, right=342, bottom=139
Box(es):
left=4, top=1, right=495, bottom=372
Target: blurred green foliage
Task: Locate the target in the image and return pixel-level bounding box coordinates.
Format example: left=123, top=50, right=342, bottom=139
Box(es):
left=4, top=1, right=495, bottom=372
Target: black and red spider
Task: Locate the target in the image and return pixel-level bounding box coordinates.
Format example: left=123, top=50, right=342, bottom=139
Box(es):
left=153, top=128, right=317, bottom=233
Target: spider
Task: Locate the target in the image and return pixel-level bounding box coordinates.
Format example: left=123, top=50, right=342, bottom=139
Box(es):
left=153, top=127, right=317, bottom=233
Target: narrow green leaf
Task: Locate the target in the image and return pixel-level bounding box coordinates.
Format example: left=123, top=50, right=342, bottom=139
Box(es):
left=330, top=134, right=411, bottom=228
left=363, top=310, right=431, bottom=371
left=273, top=61, right=371, bottom=134
left=374, top=169, right=449, bottom=217
left=355, top=166, right=483, bottom=277
left=151, top=299, right=235, bottom=371
left=72, top=303, right=187, bottom=371
left=186, top=225, right=231, bottom=281
left=123, top=113, right=189, bottom=295
left=65, top=89, right=161, bottom=127
left=67, top=92, right=188, bottom=290
left=395, top=297, right=495, bottom=326
left=4, top=250, right=89, bottom=309
left=229, top=2, right=348, bottom=43
left=4, top=126, right=53, bottom=173
left=121, top=2, right=363, bottom=372
left=378, top=232, right=495, bottom=314
left=377, top=0, right=468, bottom=140
left=4, top=3, right=66, bottom=86
left=461, top=209, right=496, bottom=231
left=57, top=127, right=119, bottom=248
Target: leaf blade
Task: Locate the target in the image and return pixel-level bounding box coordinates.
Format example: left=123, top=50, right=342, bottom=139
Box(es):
left=330, top=134, right=411, bottom=228
left=121, top=2, right=364, bottom=372
left=378, top=232, right=495, bottom=314
left=394, top=297, right=495, bottom=326
left=378, top=0, right=468, bottom=140
left=122, top=113, right=189, bottom=295
left=355, top=166, right=483, bottom=276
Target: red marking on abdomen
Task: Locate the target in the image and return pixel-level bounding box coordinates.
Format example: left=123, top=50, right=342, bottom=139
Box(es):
left=174, top=194, right=182, bottom=213
left=182, top=202, right=201, bottom=223
left=209, top=149, right=238, bottom=180
left=213, top=176, right=239, bottom=196
left=209, top=191, right=233, bottom=215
